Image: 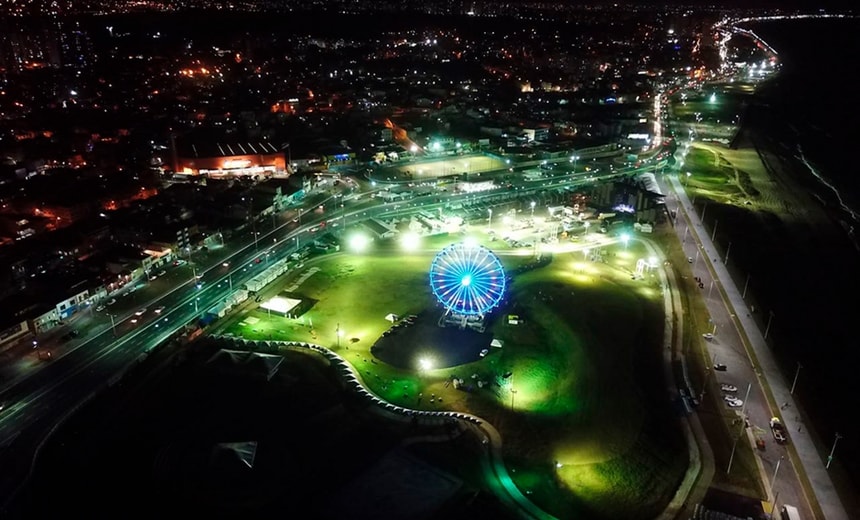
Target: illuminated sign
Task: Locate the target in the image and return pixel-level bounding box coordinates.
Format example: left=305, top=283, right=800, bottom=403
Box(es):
left=223, top=159, right=252, bottom=169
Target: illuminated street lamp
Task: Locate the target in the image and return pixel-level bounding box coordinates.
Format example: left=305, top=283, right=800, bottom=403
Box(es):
left=488, top=208, right=493, bottom=230
left=336, top=323, right=343, bottom=348
left=530, top=201, right=536, bottom=218
left=620, top=233, right=631, bottom=249
left=570, top=154, right=580, bottom=172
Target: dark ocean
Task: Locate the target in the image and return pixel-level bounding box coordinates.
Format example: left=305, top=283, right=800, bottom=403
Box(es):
left=736, top=15, right=860, bottom=508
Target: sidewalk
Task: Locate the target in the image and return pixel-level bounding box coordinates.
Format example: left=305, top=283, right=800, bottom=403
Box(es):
left=668, top=174, right=849, bottom=520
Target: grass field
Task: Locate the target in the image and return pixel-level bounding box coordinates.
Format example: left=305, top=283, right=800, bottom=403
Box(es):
left=373, top=153, right=507, bottom=182
left=217, top=231, right=687, bottom=519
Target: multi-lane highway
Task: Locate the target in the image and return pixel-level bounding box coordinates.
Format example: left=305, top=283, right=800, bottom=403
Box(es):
left=0, top=152, right=657, bottom=512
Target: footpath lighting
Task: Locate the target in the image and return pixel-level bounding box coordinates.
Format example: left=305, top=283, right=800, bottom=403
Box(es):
left=419, top=357, right=433, bottom=372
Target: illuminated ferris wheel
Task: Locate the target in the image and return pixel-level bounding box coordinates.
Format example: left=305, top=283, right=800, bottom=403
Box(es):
left=429, top=242, right=506, bottom=317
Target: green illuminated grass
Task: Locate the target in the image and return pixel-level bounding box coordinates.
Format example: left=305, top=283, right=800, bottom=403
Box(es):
left=216, top=235, right=686, bottom=519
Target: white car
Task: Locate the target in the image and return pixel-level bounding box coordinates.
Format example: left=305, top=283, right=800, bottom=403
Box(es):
left=479, top=349, right=489, bottom=358
left=724, top=396, right=743, bottom=407
left=134, top=308, right=147, bottom=316
left=720, top=384, right=738, bottom=393
left=702, top=333, right=714, bottom=340
left=154, top=306, right=166, bottom=314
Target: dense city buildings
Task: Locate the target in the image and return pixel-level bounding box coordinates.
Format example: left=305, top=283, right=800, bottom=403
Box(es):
left=1, top=1, right=729, bottom=339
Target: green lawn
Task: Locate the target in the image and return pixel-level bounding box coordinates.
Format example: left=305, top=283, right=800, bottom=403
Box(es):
left=217, top=234, right=687, bottom=519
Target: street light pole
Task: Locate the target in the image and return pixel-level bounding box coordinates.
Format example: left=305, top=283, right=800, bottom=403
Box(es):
left=336, top=323, right=341, bottom=348
left=739, top=381, right=752, bottom=418
left=764, top=311, right=775, bottom=339
left=790, top=363, right=803, bottom=394
left=488, top=208, right=493, bottom=230
left=768, top=455, right=784, bottom=502
left=711, top=219, right=718, bottom=241
left=725, top=241, right=732, bottom=264
left=726, top=415, right=746, bottom=475
left=108, top=313, right=117, bottom=336
left=742, top=273, right=751, bottom=299
left=826, top=432, right=843, bottom=469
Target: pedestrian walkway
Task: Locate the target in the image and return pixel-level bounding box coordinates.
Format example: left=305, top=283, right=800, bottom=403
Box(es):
left=668, top=174, right=849, bottom=520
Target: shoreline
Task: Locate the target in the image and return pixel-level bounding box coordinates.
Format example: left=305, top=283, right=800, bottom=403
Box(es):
left=692, top=104, right=860, bottom=512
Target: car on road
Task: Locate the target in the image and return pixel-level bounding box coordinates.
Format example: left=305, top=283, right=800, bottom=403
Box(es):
left=479, top=349, right=489, bottom=357
left=770, top=417, right=788, bottom=443
left=149, top=274, right=157, bottom=281
left=720, top=384, right=738, bottom=393
left=134, top=308, right=147, bottom=316
left=107, top=298, right=117, bottom=306
left=95, top=304, right=105, bottom=312
left=714, top=363, right=727, bottom=371
left=724, top=396, right=743, bottom=407
left=154, top=305, right=166, bottom=314
left=158, top=270, right=166, bottom=276
left=702, top=333, right=714, bottom=340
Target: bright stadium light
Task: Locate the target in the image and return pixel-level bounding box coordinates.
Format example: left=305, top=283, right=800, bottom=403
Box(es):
left=401, top=232, right=421, bottom=251
left=349, top=233, right=371, bottom=252
left=419, top=357, right=433, bottom=371
left=463, top=236, right=479, bottom=249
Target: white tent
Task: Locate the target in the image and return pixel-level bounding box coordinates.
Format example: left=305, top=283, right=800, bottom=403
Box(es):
left=490, top=339, right=503, bottom=348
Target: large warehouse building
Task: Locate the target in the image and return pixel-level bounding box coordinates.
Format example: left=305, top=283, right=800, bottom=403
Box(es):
left=173, top=140, right=289, bottom=178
